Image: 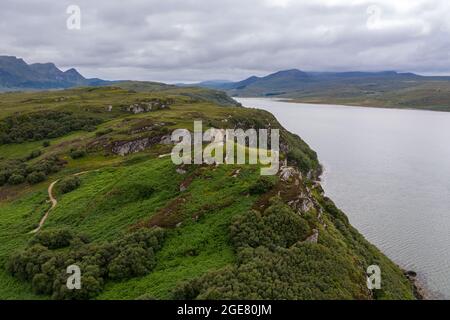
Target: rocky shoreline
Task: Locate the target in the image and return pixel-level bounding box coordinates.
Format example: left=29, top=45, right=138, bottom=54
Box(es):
left=404, top=270, right=440, bottom=300
left=404, top=271, right=424, bottom=300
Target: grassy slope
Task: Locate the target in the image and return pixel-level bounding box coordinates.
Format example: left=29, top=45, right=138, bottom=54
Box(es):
left=0, top=84, right=415, bottom=299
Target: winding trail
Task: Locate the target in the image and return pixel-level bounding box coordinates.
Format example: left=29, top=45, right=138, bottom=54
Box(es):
left=29, top=170, right=94, bottom=234
left=30, top=180, right=59, bottom=234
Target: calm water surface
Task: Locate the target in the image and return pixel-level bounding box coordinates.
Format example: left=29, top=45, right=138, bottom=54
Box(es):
left=237, top=97, right=450, bottom=299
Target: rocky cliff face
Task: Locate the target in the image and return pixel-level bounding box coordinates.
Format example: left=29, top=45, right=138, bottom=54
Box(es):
left=252, top=164, right=327, bottom=244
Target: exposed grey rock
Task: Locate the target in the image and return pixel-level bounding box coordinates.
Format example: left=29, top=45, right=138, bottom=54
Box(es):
left=126, top=100, right=171, bottom=114
left=301, top=198, right=315, bottom=212
left=127, top=103, right=150, bottom=114
left=130, top=126, right=154, bottom=134
left=160, top=135, right=172, bottom=145
left=112, top=138, right=148, bottom=155
left=111, top=136, right=162, bottom=156
left=232, top=169, right=241, bottom=178
left=176, top=168, right=187, bottom=175
left=279, top=166, right=300, bottom=181
left=305, top=229, right=319, bottom=243
left=405, top=271, right=418, bottom=278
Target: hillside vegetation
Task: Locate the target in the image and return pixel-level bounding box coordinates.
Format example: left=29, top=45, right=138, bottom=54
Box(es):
left=0, top=84, right=415, bottom=300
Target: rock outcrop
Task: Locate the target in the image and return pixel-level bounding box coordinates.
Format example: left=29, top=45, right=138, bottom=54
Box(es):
left=124, top=99, right=171, bottom=114
left=111, top=135, right=163, bottom=156
left=305, top=229, right=319, bottom=243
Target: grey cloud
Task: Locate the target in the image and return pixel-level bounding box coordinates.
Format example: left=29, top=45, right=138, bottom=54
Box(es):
left=1, top=0, right=450, bottom=82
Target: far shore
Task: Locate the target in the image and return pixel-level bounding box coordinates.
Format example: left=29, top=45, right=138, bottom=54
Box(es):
left=235, top=96, right=450, bottom=114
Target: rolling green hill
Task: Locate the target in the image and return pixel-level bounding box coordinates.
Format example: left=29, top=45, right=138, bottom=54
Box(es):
left=0, top=84, right=416, bottom=300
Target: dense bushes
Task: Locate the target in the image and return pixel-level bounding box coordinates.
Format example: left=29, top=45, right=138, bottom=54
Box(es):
left=0, top=156, right=65, bottom=186
left=172, top=199, right=368, bottom=300
left=8, top=173, right=25, bottom=185
left=108, top=245, right=155, bottom=280
left=26, top=171, right=46, bottom=184
left=29, top=229, right=79, bottom=249
left=287, top=147, right=316, bottom=175
left=69, top=149, right=86, bottom=159
left=173, top=244, right=366, bottom=300
left=0, top=110, right=102, bottom=144
left=230, top=201, right=311, bottom=250
left=58, top=176, right=81, bottom=194
left=7, top=228, right=165, bottom=299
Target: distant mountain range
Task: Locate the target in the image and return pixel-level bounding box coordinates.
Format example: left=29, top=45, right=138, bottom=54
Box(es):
left=4, top=55, right=450, bottom=111
left=193, top=69, right=450, bottom=111
left=193, top=69, right=429, bottom=95
left=0, top=56, right=109, bottom=91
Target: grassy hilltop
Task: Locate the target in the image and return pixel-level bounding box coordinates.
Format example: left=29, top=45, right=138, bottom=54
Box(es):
left=0, top=83, right=415, bottom=299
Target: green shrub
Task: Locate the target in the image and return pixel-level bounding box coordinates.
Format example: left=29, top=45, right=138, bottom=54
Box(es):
left=52, top=267, right=104, bottom=300
left=8, top=173, right=25, bottom=185
left=28, top=156, right=65, bottom=176
left=0, top=170, right=9, bottom=186
left=69, top=149, right=87, bottom=159
left=248, top=176, right=277, bottom=195
left=30, top=229, right=75, bottom=249
left=6, top=244, right=50, bottom=281
left=287, top=148, right=314, bottom=173
left=32, top=273, right=53, bottom=294
left=108, top=245, right=156, bottom=280
left=231, top=200, right=311, bottom=250
left=42, top=140, right=51, bottom=147
left=58, top=176, right=81, bottom=194
left=26, top=171, right=46, bottom=184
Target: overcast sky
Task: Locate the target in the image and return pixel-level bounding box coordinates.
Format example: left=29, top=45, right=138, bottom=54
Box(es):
left=1, top=0, right=450, bottom=82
